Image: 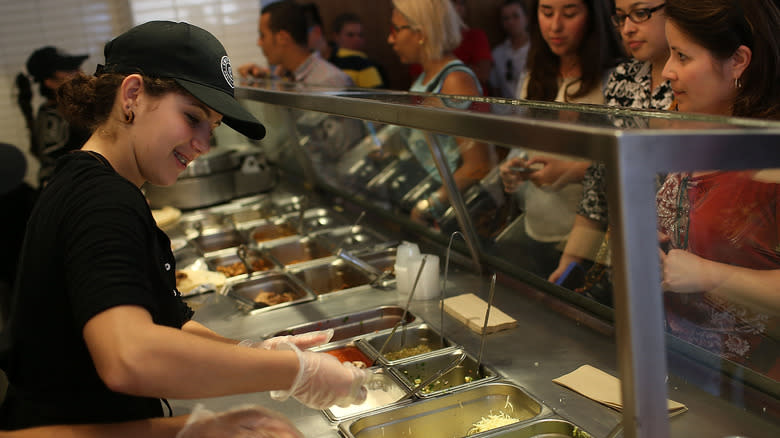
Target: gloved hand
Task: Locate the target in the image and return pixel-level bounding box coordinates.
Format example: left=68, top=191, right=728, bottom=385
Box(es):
left=176, top=403, right=303, bottom=438
left=238, top=329, right=334, bottom=350
left=270, top=342, right=370, bottom=409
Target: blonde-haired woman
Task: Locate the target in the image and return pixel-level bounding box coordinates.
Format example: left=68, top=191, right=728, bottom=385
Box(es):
left=389, top=0, right=493, bottom=223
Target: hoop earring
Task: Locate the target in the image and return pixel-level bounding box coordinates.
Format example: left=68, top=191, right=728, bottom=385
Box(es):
left=735, top=77, right=743, bottom=89
left=124, top=110, right=135, bottom=123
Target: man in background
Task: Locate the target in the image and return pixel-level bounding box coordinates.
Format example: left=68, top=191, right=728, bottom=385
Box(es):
left=327, top=12, right=386, bottom=88
left=239, top=1, right=352, bottom=87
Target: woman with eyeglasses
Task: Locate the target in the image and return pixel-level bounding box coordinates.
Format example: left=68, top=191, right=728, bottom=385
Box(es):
left=489, top=0, right=531, bottom=99
left=547, top=0, right=674, bottom=298
left=497, top=0, right=624, bottom=278
left=388, top=0, right=494, bottom=224
left=656, top=0, right=780, bottom=379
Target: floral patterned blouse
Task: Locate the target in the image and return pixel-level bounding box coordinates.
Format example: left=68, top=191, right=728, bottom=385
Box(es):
left=656, top=171, right=780, bottom=379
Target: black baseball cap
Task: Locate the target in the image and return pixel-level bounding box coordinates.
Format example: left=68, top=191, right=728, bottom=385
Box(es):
left=26, top=46, right=88, bottom=83
left=101, top=21, right=265, bottom=140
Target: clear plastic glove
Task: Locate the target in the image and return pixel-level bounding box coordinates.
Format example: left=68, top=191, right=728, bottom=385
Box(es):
left=238, top=329, right=334, bottom=350
left=270, top=342, right=370, bottom=409
left=176, top=403, right=303, bottom=438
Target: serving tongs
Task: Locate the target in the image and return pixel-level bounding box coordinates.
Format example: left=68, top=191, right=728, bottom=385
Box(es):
left=400, top=350, right=467, bottom=400
left=295, top=196, right=308, bottom=236
left=336, top=249, right=393, bottom=289
left=334, top=211, right=366, bottom=250
left=476, top=273, right=497, bottom=372
left=236, top=244, right=254, bottom=279
left=372, top=256, right=427, bottom=365
left=441, top=231, right=464, bottom=348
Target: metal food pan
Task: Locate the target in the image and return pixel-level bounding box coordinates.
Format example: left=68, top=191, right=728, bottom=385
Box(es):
left=310, top=225, right=389, bottom=253
left=248, top=220, right=298, bottom=243
left=191, top=229, right=246, bottom=255
left=270, top=194, right=305, bottom=214
left=288, top=208, right=348, bottom=233
left=225, top=272, right=314, bottom=313
left=359, top=323, right=456, bottom=365
left=264, top=237, right=333, bottom=267
left=359, top=247, right=397, bottom=273
left=338, top=382, right=550, bottom=438
left=477, top=418, right=593, bottom=438
left=169, top=211, right=226, bottom=238
left=204, top=247, right=276, bottom=278
left=389, top=348, right=500, bottom=398
left=269, top=306, right=418, bottom=342
left=288, top=258, right=372, bottom=296
left=323, top=367, right=412, bottom=422
left=225, top=204, right=276, bottom=227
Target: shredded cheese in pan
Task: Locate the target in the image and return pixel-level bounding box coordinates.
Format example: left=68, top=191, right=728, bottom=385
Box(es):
left=466, top=411, right=520, bottom=435
left=465, top=397, right=518, bottom=436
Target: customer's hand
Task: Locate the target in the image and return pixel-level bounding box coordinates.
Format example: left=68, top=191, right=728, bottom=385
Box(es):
left=499, top=157, right=532, bottom=193
left=176, top=404, right=303, bottom=438
left=270, top=342, right=370, bottom=409
left=239, top=329, right=334, bottom=350
left=237, top=63, right=270, bottom=79
left=660, top=249, right=713, bottom=293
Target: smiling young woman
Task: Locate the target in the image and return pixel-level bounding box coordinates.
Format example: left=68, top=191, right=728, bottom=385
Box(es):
left=0, top=21, right=369, bottom=431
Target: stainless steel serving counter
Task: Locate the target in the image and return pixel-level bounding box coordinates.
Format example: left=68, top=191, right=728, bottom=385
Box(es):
left=170, top=257, right=778, bottom=438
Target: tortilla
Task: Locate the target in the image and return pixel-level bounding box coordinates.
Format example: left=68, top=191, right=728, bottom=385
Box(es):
left=175, top=269, right=227, bottom=295
left=152, top=206, right=182, bottom=228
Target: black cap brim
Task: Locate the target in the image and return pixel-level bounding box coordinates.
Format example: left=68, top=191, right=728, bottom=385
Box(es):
left=60, top=54, right=89, bottom=71
left=175, top=78, right=266, bottom=140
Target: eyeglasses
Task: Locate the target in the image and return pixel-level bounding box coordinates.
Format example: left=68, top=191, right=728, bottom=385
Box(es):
left=505, top=59, right=513, bottom=82
left=389, top=23, right=413, bottom=37
left=611, top=3, right=665, bottom=27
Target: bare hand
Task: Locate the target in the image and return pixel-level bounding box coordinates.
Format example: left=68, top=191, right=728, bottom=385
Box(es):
left=659, top=249, right=712, bottom=293
left=525, top=156, right=579, bottom=190
left=237, top=63, right=270, bottom=79
left=499, top=157, right=532, bottom=193
left=410, top=206, right=429, bottom=225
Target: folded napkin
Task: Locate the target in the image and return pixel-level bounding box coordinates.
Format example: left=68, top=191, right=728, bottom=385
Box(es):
left=553, top=365, right=687, bottom=415
left=442, top=293, right=517, bottom=334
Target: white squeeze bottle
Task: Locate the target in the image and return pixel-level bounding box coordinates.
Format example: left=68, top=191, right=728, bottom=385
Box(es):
left=395, top=241, right=421, bottom=300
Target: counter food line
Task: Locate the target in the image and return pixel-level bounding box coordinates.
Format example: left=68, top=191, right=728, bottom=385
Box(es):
left=148, top=81, right=779, bottom=438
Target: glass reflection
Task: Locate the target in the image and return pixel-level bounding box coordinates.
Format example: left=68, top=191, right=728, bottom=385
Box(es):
left=237, top=81, right=780, bottom=385
left=657, top=169, right=780, bottom=380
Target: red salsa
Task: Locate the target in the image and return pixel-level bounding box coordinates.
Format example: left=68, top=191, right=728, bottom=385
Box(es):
left=325, top=346, right=372, bottom=368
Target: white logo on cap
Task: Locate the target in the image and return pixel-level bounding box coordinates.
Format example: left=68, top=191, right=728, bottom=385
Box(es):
left=221, top=56, right=234, bottom=89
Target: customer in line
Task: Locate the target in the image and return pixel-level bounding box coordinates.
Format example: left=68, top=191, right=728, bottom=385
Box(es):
left=329, top=12, right=387, bottom=88
left=450, top=0, right=493, bottom=94
left=0, top=21, right=368, bottom=430
left=547, top=0, right=673, bottom=301
left=388, top=0, right=494, bottom=223
left=497, top=0, right=623, bottom=278
left=657, top=0, right=780, bottom=379
left=488, top=0, right=531, bottom=99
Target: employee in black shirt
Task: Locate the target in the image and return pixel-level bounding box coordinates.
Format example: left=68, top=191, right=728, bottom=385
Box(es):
left=0, top=21, right=368, bottom=430
left=16, top=46, right=92, bottom=187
